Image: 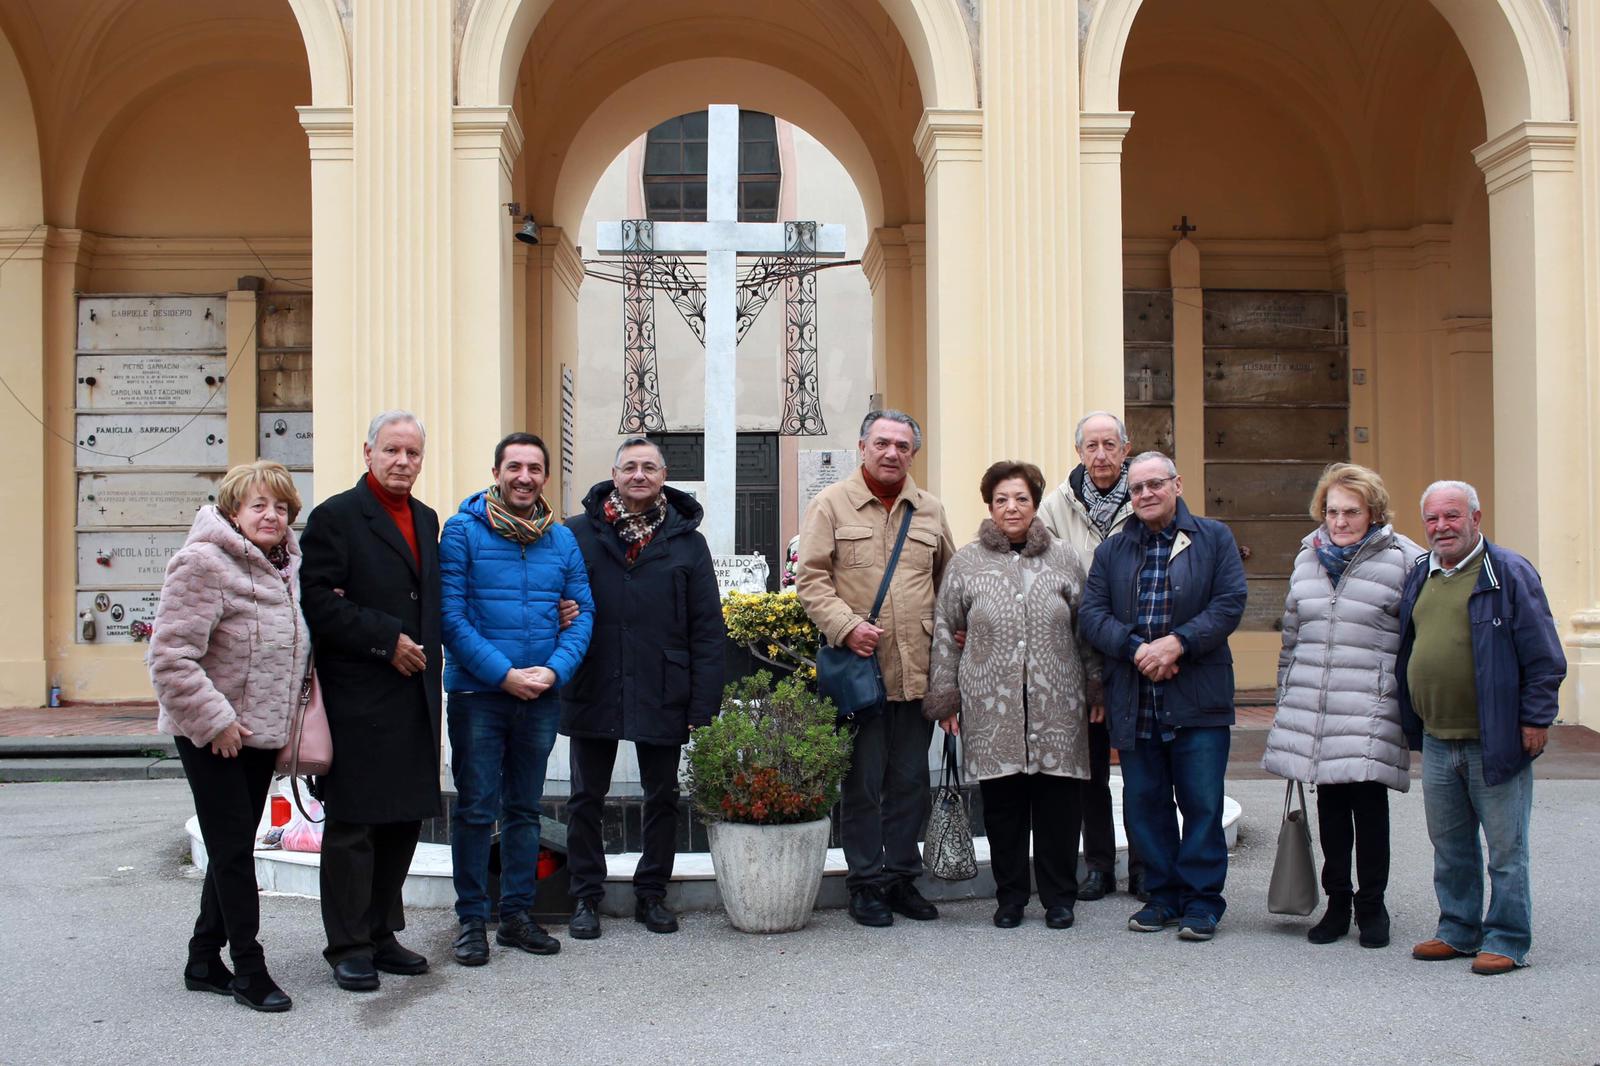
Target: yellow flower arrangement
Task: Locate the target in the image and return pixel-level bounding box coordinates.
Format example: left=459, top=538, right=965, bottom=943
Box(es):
left=721, top=589, right=819, bottom=681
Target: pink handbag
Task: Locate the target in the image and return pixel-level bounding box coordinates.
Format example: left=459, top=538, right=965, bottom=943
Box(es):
left=276, top=663, right=331, bottom=820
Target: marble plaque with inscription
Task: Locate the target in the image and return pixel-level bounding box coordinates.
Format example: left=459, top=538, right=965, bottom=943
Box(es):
left=75, top=353, right=226, bottom=410
left=78, top=473, right=218, bottom=527
left=75, top=589, right=163, bottom=645
left=259, top=411, right=313, bottom=466
left=291, top=470, right=314, bottom=520
left=1203, top=349, right=1347, bottom=406
left=1202, top=291, right=1343, bottom=347
left=78, top=296, right=226, bottom=351
left=798, top=449, right=855, bottom=515
left=714, top=554, right=771, bottom=596
left=76, top=413, right=228, bottom=469
left=77, top=531, right=187, bottom=587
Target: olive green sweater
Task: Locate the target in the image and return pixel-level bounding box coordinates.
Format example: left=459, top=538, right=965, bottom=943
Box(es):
left=1405, top=554, right=1483, bottom=738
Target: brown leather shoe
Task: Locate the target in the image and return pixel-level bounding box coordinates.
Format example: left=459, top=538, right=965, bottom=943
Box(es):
left=1411, top=938, right=1470, bottom=961
left=1471, top=952, right=1518, bottom=975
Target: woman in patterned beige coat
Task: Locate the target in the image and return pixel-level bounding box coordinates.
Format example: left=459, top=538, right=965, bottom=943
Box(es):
left=149, top=461, right=309, bottom=1014
left=927, top=461, right=1102, bottom=930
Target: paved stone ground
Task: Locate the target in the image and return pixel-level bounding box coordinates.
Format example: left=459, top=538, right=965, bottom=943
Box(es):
left=1, top=777, right=1597, bottom=1065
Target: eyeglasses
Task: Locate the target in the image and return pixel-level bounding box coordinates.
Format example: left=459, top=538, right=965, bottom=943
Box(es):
left=1323, top=508, right=1366, bottom=522
left=1128, top=475, right=1175, bottom=497
left=616, top=462, right=664, bottom=476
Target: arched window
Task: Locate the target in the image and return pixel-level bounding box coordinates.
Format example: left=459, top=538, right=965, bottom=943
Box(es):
left=643, top=110, right=780, bottom=222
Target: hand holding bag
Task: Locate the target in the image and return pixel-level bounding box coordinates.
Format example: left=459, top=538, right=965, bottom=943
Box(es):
left=923, top=732, right=978, bottom=881
left=816, top=506, right=914, bottom=726
left=1267, top=779, right=1319, bottom=916
left=275, top=657, right=331, bottom=822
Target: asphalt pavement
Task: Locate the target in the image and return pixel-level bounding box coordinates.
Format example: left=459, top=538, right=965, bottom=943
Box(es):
left=0, top=777, right=1596, bottom=1066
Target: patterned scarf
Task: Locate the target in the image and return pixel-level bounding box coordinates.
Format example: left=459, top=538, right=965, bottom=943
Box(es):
left=1080, top=461, right=1132, bottom=536
left=1315, top=525, right=1379, bottom=584
left=603, top=487, right=668, bottom=563
left=227, top=516, right=292, bottom=584
left=485, top=484, right=556, bottom=545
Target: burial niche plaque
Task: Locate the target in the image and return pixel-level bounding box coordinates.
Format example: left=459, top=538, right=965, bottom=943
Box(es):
left=75, top=589, right=162, bottom=645
left=78, top=473, right=218, bottom=527
left=259, top=411, right=313, bottom=467
left=75, top=353, right=225, bottom=410
left=75, top=413, right=228, bottom=469
left=77, top=296, right=226, bottom=351
left=77, top=531, right=187, bottom=587
left=797, top=449, right=855, bottom=516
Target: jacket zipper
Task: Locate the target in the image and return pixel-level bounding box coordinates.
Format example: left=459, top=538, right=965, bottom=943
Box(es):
left=1309, top=533, right=1386, bottom=770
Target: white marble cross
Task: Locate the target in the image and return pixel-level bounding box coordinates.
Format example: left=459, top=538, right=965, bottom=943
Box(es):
left=597, top=104, right=846, bottom=555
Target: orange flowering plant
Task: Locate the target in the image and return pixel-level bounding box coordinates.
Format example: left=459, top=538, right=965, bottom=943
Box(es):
left=685, top=671, right=852, bottom=826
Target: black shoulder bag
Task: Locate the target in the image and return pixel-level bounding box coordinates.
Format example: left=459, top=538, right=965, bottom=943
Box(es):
left=816, top=505, right=915, bottom=726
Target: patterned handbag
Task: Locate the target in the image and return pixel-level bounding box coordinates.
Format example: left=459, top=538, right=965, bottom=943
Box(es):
left=923, top=732, right=978, bottom=881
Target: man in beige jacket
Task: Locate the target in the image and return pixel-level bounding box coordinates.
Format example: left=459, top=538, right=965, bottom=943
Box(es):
left=1039, top=410, right=1144, bottom=902
left=797, top=410, right=956, bottom=927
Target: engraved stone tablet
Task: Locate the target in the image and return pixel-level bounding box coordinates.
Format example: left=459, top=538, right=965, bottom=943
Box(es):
left=259, top=411, right=313, bottom=466
left=75, top=353, right=225, bottom=410
left=78, top=473, right=219, bottom=527
left=1124, top=290, right=1175, bottom=344
left=1203, top=349, right=1347, bottom=406
left=75, top=413, right=228, bottom=469
left=1202, top=291, right=1342, bottom=347
left=798, top=449, right=855, bottom=515
left=1124, top=346, right=1175, bottom=404
left=77, top=531, right=187, bottom=586
left=75, top=589, right=163, bottom=645
left=78, top=296, right=226, bottom=351
left=714, top=553, right=770, bottom=597
left=291, top=471, right=314, bottom=517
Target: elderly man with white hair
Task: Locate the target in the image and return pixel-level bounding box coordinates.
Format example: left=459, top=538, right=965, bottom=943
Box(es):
left=1396, top=479, right=1566, bottom=975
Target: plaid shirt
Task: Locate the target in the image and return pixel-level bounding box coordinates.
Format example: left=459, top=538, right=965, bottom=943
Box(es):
left=1132, top=520, right=1179, bottom=742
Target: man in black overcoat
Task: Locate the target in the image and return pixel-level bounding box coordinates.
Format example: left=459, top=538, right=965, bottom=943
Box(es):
left=559, top=436, right=725, bottom=940
left=299, top=410, right=442, bottom=992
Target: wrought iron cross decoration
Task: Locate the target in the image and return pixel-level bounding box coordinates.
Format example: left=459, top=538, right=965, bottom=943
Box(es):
left=597, top=104, right=845, bottom=555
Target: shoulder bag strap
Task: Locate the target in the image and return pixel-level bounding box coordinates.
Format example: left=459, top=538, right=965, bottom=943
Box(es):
left=288, top=649, right=324, bottom=824
left=866, top=505, right=916, bottom=625
left=942, top=730, right=963, bottom=791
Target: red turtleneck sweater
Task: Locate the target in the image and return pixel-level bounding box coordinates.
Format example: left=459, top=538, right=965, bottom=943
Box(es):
left=366, top=471, right=419, bottom=563
left=861, top=468, right=903, bottom=512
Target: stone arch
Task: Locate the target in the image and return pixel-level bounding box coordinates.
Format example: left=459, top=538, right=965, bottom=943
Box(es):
left=286, top=0, right=351, bottom=107
left=1082, top=0, right=1568, bottom=134
left=0, top=25, right=42, bottom=226
left=458, top=0, right=978, bottom=110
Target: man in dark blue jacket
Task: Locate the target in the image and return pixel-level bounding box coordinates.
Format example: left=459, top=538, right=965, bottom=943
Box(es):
left=1398, top=480, right=1565, bottom=975
left=440, top=432, right=594, bottom=966
left=1079, top=451, right=1246, bottom=942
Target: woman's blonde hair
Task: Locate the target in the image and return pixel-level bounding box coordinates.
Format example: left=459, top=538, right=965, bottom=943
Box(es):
left=216, top=460, right=302, bottom=523
left=1309, top=462, right=1391, bottom=527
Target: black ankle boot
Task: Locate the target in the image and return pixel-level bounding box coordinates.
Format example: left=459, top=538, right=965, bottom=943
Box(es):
left=1307, top=893, right=1352, bottom=945
left=1355, top=898, right=1390, bottom=948
left=184, top=957, right=233, bottom=995
left=230, top=971, right=292, bottom=1013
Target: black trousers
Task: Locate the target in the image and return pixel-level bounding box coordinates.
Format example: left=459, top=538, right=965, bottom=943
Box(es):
left=567, top=737, right=682, bottom=902
left=320, top=818, right=422, bottom=964
left=841, top=700, right=934, bottom=892
left=1082, top=719, right=1141, bottom=877
left=1315, top=781, right=1390, bottom=907
left=175, top=737, right=277, bottom=976
left=980, top=772, right=1084, bottom=908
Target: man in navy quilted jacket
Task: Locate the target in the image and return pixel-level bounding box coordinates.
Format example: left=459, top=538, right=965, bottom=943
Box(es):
left=440, top=432, right=594, bottom=966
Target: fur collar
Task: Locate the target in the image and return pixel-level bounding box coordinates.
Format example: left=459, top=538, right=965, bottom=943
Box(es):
left=977, top=517, right=1052, bottom=557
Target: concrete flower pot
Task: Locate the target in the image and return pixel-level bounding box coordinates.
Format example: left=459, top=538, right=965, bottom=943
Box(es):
left=707, top=817, right=831, bottom=933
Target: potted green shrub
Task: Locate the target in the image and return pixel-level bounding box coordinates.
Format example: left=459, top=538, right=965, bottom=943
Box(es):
left=685, top=671, right=852, bottom=932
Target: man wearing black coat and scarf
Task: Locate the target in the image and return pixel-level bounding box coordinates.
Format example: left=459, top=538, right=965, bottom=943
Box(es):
left=560, top=436, right=726, bottom=940
left=299, top=410, right=442, bottom=992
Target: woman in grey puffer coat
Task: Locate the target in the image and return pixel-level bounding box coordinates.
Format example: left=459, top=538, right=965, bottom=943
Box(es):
left=1262, top=464, right=1425, bottom=949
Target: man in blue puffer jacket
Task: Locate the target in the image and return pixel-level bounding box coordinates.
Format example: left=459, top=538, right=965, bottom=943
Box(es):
left=440, top=432, right=594, bottom=967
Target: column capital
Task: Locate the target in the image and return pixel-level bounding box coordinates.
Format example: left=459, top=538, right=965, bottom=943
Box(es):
left=1473, top=120, right=1578, bottom=196
left=533, top=226, right=585, bottom=300
left=914, top=109, right=983, bottom=181
left=861, top=228, right=911, bottom=291
left=453, top=105, right=525, bottom=183
left=1078, top=111, right=1134, bottom=161
left=298, top=105, right=354, bottom=160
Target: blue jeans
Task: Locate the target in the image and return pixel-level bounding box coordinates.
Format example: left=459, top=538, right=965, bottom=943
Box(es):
left=447, top=690, right=561, bottom=923
left=1422, top=734, right=1534, bottom=964
left=1119, top=725, right=1230, bottom=922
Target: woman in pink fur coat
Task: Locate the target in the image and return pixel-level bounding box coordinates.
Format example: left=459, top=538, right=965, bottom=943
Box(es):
left=149, top=460, right=309, bottom=1013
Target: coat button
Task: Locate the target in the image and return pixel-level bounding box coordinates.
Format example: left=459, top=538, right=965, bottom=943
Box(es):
left=410, top=591, right=418, bottom=600
left=1028, top=733, right=1039, bottom=743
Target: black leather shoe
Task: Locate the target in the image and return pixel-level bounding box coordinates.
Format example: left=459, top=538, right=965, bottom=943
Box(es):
left=453, top=919, right=490, bottom=966
left=331, top=957, right=380, bottom=992
left=498, top=910, right=561, bottom=954
left=634, top=896, right=680, bottom=934
left=373, top=939, right=429, bottom=975
left=1078, top=870, right=1112, bottom=901
left=183, top=957, right=233, bottom=995
left=1128, top=869, right=1150, bottom=902
left=848, top=886, right=893, bottom=927
left=1355, top=899, right=1391, bottom=949
left=885, top=881, right=939, bottom=921
left=568, top=898, right=602, bottom=940
left=1045, top=905, right=1076, bottom=929
left=230, top=971, right=292, bottom=1013
left=993, top=902, right=1024, bottom=928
